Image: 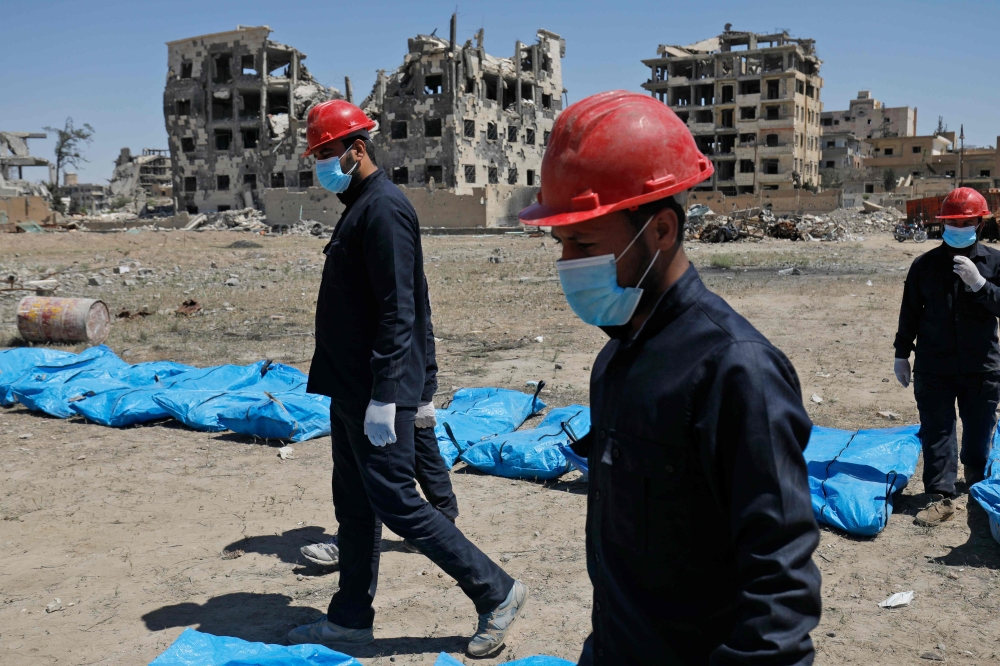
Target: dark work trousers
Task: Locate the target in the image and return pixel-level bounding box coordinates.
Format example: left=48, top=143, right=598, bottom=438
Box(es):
left=913, top=371, right=1000, bottom=495
left=413, top=425, right=459, bottom=522
left=327, top=400, right=513, bottom=629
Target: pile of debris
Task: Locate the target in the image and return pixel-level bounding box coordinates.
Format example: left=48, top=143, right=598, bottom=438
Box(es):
left=183, top=208, right=331, bottom=236
left=686, top=204, right=906, bottom=243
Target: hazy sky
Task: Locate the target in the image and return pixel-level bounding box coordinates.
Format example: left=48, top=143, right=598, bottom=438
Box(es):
left=3, top=0, right=996, bottom=184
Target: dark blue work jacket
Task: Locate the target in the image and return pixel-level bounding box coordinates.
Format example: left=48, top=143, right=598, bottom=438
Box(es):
left=578, top=265, right=821, bottom=665
left=307, top=169, right=430, bottom=407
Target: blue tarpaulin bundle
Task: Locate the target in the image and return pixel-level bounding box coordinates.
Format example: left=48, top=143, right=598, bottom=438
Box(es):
left=434, top=387, right=546, bottom=467
left=217, top=392, right=332, bottom=442
left=969, top=430, right=1000, bottom=545
left=460, top=405, right=591, bottom=480
left=71, top=360, right=278, bottom=427
left=0, top=347, right=78, bottom=406
left=2, top=345, right=126, bottom=407
left=804, top=425, right=921, bottom=537
left=150, top=629, right=361, bottom=666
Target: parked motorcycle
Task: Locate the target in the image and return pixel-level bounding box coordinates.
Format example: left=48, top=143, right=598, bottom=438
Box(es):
left=894, top=220, right=928, bottom=243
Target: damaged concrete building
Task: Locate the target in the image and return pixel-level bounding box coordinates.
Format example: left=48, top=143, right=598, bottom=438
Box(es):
left=163, top=26, right=341, bottom=213
left=641, top=26, right=824, bottom=194
left=0, top=131, right=58, bottom=226
left=362, top=15, right=565, bottom=196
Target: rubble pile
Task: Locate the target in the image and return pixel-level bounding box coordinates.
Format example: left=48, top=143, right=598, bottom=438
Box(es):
left=686, top=204, right=905, bottom=243
left=185, top=208, right=332, bottom=236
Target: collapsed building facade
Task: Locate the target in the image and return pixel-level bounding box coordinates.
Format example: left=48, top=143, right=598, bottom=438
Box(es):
left=641, top=26, right=824, bottom=194
left=0, top=132, right=54, bottom=198
left=163, top=26, right=341, bottom=213
left=362, top=15, right=565, bottom=195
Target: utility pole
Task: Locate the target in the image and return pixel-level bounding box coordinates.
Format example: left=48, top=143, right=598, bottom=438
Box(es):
left=959, top=124, right=965, bottom=187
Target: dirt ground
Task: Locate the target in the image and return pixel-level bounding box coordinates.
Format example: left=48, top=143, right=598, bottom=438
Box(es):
left=1, top=229, right=999, bottom=665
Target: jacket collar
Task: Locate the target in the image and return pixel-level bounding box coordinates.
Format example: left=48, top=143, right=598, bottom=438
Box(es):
left=605, top=263, right=705, bottom=347
left=337, top=168, right=385, bottom=209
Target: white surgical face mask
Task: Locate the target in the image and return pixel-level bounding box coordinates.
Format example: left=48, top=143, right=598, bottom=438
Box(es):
left=556, top=216, right=660, bottom=327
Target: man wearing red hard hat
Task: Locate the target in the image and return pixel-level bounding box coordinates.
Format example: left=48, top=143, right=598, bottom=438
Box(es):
left=894, top=187, right=1000, bottom=527
left=520, top=90, right=821, bottom=664
left=292, top=100, right=526, bottom=657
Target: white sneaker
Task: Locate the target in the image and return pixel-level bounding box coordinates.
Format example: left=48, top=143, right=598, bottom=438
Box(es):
left=467, top=580, right=529, bottom=658
left=300, top=539, right=339, bottom=567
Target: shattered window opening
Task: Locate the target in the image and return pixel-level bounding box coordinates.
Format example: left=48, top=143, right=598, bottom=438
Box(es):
left=213, top=54, right=233, bottom=83
left=184, top=176, right=197, bottom=192
left=392, top=166, right=409, bottom=184
left=738, top=80, right=760, bottom=95
left=720, top=109, right=734, bottom=129
left=214, top=129, right=233, bottom=151
left=243, top=173, right=257, bottom=189
left=526, top=169, right=535, bottom=186
left=716, top=161, right=735, bottom=180
left=241, top=127, right=259, bottom=149
left=299, top=170, right=313, bottom=188
left=487, top=123, right=498, bottom=141
left=762, top=160, right=779, bottom=175
left=463, top=119, right=475, bottom=139
left=484, top=74, right=499, bottom=101
left=424, top=118, right=442, bottom=138
left=719, top=135, right=736, bottom=153
left=217, top=175, right=230, bottom=191
left=766, top=80, right=780, bottom=101
left=426, top=165, right=443, bottom=185
left=181, top=137, right=195, bottom=152
left=180, top=62, right=193, bottom=79
left=507, top=168, right=518, bottom=185
left=521, top=49, right=533, bottom=72
left=739, top=106, right=756, bottom=120
left=502, top=80, right=516, bottom=109
left=739, top=160, right=755, bottom=173
left=465, top=78, right=476, bottom=94
left=765, top=106, right=780, bottom=121
left=212, top=95, right=234, bottom=121
left=266, top=91, right=289, bottom=115
left=543, top=131, right=550, bottom=146
left=694, top=109, right=712, bottom=124
left=176, top=100, right=191, bottom=116
left=525, top=128, right=535, bottom=145
left=241, top=55, right=258, bottom=77
left=271, top=172, right=285, bottom=188
left=423, top=75, right=443, bottom=95
left=521, top=82, right=534, bottom=104
left=507, top=125, right=518, bottom=142
left=239, top=91, right=261, bottom=119
left=542, top=93, right=552, bottom=109
left=488, top=166, right=499, bottom=184
left=721, top=86, right=734, bottom=104
left=391, top=121, right=408, bottom=140
left=464, top=164, right=476, bottom=183
left=186, top=204, right=199, bottom=214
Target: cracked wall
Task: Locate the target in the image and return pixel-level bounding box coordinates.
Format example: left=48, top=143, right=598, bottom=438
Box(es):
left=363, top=17, right=565, bottom=200
left=163, top=26, right=341, bottom=214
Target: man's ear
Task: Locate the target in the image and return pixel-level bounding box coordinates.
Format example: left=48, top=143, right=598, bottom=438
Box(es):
left=352, top=138, right=368, bottom=162
left=652, top=207, right=680, bottom=252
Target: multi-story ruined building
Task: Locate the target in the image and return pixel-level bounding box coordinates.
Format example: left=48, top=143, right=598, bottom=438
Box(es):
left=641, top=27, right=824, bottom=194
left=362, top=15, right=565, bottom=195
left=820, top=90, right=916, bottom=141
left=163, top=26, right=341, bottom=213
left=0, top=131, right=54, bottom=197
left=109, top=148, right=173, bottom=205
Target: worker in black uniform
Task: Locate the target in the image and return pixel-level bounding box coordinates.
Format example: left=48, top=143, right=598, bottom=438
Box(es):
left=519, top=91, right=822, bottom=665
left=894, top=187, right=1000, bottom=527
left=289, top=101, right=526, bottom=658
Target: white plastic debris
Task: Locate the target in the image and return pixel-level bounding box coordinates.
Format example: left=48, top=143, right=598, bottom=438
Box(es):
left=878, top=590, right=913, bottom=608
left=816, top=372, right=831, bottom=378
left=278, top=446, right=294, bottom=460
left=534, top=336, right=544, bottom=343
left=811, top=394, right=823, bottom=404
left=866, top=280, right=873, bottom=286
left=777, top=267, right=802, bottom=276
left=45, top=598, right=63, bottom=613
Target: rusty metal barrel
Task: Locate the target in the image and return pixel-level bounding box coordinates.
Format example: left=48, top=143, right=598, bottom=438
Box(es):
left=16, top=297, right=111, bottom=345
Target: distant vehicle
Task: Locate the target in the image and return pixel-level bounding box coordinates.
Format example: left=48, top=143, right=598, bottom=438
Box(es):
left=894, top=219, right=928, bottom=243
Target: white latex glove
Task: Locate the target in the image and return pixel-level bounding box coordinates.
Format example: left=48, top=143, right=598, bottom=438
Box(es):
left=953, top=255, right=986, bottom=292
left=364, top=400, right=396, bottom=447
left=415, top=401, right=437, bottom=429
left=894, top=358, right=911, bottom=388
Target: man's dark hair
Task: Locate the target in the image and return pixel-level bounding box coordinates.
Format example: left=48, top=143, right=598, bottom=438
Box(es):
left=343, top=132, right=377, bottom=167
left=625, top=195, right=686, bottom=246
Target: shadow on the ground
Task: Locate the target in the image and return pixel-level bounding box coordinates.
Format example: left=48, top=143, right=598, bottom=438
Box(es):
left=223, top=525, right=333, bottom=566
left=452, top=463, right=588, bottom=496
left=932, top=503, right=1000, bottom=570
left=142, top=593, right=468, bottom=656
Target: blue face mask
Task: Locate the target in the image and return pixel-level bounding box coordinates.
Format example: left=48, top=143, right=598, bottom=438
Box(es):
left=943, top=224, right=978, bottom=249
left=315, top=148, right=358, bottom=193
left=556, top=216, right=661, bottom=327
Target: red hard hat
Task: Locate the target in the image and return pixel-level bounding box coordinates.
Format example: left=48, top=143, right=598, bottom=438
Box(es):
left=937, top=187, right=990, bottom=219
left=302, top=100, right=378, bottom=158
left=519, top=90, right=713, bottom=227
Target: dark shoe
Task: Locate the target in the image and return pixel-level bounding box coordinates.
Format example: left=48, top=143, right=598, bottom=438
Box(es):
left=915, top=495, right=955, bottom=527
left=403, top=539, right=420, bottom=553
left=964, top=464, right=986, bottom=487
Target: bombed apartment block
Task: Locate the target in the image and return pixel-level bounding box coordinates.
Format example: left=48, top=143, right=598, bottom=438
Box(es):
left=109, top=147, right=173, bottom=205
left=821, top=90, right=916, bottom=140
left=641, top=26, right=824, bottom=194
left=363, top=15, right=565, bottom=195
left=0, top=131, right=54, bottom=198
left=163, top=26, right=341, bottom=213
